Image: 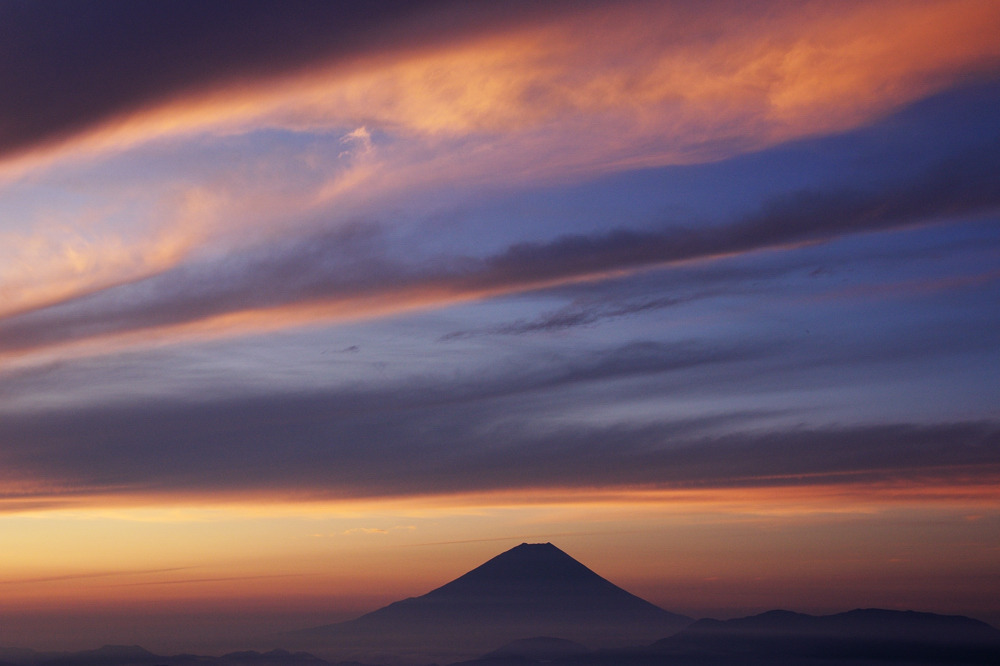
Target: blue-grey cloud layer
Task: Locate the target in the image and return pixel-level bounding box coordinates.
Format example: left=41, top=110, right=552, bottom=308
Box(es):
left=2, top=336, right=998, bottom=502
left=2, top=116, right=998, bottom=353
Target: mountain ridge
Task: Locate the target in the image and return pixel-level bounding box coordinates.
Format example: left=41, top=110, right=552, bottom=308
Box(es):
left=664, top=607, right=1000, bottom=642
left=642, top=607, right=1000, bottom=665
left=0, top=604, right=997, bottom=666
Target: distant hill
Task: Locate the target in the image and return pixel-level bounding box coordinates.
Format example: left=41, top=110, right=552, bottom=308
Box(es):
left=27, top=645, right=159, bottom=666
left=1, top=607, right=997, bottom=666
left=285, top=542, right=692, bottom=660
left=451, top=608, right=1000, bottom=666
left=647, top=608, right=1000, bottom=664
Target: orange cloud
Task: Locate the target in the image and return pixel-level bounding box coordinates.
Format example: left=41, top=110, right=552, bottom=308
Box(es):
left=5, top=1, right=999, bottom=183
left=1, top=0, right=998, bottom=366
left=4, top=470, right=999, bottom=520
left=1, top=0, right=996, bottom=351
left=0, top=226, right=194, bottom=320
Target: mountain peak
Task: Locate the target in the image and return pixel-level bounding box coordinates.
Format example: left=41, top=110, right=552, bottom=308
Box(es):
left=488, top=541, right=562, bottom=561
left=425, top=540, right=629, bottom=599
left=291, top=542, right=692, bottom=656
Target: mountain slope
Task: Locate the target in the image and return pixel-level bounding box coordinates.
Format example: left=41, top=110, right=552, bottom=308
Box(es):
left=287, top=543, right=691, bottom=659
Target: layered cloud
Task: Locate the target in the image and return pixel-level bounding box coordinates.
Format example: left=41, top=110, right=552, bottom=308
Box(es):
left=4, top=0, right=999, bottom=174
left=3, top=0, right=999, bottom=349
left=1, top=326, right=998, bottom=507
left=2, top=134, right=997, bottom=358
left=1, top=0, right=999, bottom=516
left=0, top=0, right=572, bottom=160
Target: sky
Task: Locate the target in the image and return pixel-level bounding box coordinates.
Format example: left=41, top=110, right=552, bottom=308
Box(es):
left=1, top=0, right=999, bottom=654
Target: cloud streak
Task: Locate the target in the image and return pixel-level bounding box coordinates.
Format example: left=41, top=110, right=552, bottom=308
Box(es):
left=1, top=373, right=997, bottom=505
left=0, top=567, right=193, bottom=586
left=0, top=331, right=997, bottom=507
left=4, top=0, right=997, bottom=182
left=0, top=0, right=572, bottom=161
left=2, top=137, right=998, bottom=357
left=440, top=295, right=695, bottom=340
left=3, top=0, right=998, bottom=359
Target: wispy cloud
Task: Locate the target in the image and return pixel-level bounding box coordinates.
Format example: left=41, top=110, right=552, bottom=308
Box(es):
left=2, top=138, right=997, bottom=357
left=0, top=0, right=563, bottom=162
left=1, top=332, right=997, bottom=505
left=440, top=295, right=694, bottom=340
left=104, top=573, right=306, bottom=588
left=5, top=1, right=998, bottom=175
left=403, top=531, right=638, bottom=547
left=0, top=567, right=193, bottom=585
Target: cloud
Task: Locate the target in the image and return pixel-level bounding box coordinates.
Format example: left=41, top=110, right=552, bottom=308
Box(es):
left=4, top=0, right=998, bottom=184
left=3, top=1, right=998, bottom=352
left=0, top=369, right=996, bottom=505
left=0, top=338, right=766, bottom=501
left=0, top=567, right=193, bottom=586
left=343, top=525, right=414, bottom=536
left=344, top=528, right=389, bottom=535
left=440, top=295, right=694, bottom=340
left=0, top=326, right=997, bottom=508
left=467, top=139, right=1000, bottom=292
left=404, top=531, right=636, bottom=547
left=105, top=573, right=306, bottom=588
left=0, top=0, right=570, bottom=161
left=2, top=138, right=998, bottom=357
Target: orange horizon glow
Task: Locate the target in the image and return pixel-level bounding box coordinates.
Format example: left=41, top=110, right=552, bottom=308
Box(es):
left=2, top=480, right=997, bottom=625
left=4, top=472, right=999, bottom=518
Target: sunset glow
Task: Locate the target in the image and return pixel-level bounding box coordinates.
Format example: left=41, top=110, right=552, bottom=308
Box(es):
left=1, top=0, right=998, bottom=655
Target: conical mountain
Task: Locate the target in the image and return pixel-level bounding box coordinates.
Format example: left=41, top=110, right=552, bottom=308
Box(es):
left=287, top=542, right=691, bottom=660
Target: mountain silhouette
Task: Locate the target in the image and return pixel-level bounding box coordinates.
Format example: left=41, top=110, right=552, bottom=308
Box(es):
left=287, top=542, right=691, bottom=660
left=648, top=608, right=1000, bottom=664
left=40, top=645, right=160, bottom=666
left=454, top=608, right=1000, bottom=666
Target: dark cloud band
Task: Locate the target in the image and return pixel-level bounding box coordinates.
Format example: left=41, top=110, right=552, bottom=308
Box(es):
left=1, top=377, right=997, bottom=502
